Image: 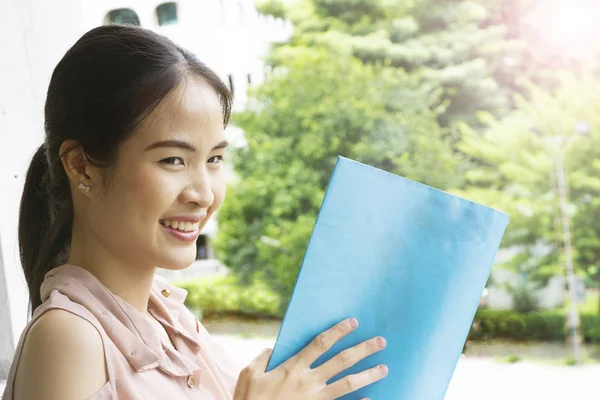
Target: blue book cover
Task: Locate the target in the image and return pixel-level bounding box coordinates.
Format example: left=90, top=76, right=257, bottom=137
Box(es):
left=266, top=156, right=509, bottom=399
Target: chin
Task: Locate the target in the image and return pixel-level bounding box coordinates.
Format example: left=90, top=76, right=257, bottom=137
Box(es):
left=157, top=249, right=198, bottom=271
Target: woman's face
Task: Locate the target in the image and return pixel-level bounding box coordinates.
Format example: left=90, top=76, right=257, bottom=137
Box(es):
left=86, top=78, right=227, bottom=270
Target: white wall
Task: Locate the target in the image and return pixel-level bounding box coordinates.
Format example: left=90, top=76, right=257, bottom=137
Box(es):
left=0, top=0, right=291, bottom=375
left=0, top=0, right=92, bottom=377
left=486, top=269, right=566, bottom=310
left=486, top=247, right=570, bottom=311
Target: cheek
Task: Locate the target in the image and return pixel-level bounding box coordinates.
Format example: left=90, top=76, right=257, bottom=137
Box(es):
left=127, top=163, right=184, bottom=207
left=200, top=176, right=225, bottom=234
left=209, top=177, right=226, bottom=213
left=91, top=167, right=173, bottom=239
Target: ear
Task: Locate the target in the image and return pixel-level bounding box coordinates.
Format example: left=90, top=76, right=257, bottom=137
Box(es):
left=59, top=140, right=101, bottom=197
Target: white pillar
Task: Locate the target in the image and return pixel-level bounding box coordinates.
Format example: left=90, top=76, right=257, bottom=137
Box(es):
left=0, top=0, right=91, bottom=376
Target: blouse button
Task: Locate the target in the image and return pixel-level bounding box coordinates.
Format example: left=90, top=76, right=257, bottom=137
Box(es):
left=187, top=374, right=196, bottom=388
left=161, top=289, right=171, bottom=298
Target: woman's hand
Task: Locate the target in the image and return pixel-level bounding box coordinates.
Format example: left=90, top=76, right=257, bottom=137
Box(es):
left=233, top=318, right=387, bottom=400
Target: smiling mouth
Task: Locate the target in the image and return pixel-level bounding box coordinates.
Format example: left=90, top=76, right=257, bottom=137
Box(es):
left=159, top=219, right=200, bottom=232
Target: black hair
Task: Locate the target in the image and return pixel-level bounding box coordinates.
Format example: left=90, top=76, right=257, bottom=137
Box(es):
left=18, top=24, right=232, bottom=314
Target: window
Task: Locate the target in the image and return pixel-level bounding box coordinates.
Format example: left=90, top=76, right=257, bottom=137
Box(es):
left=220, top=0, right=227, bottom=24
left=106, top=8, right=141, bottom=26
left=196, top=235, right=209, bottom=260
left=228, top=75, right=235, bottom=94
left=238, top=1, right=244, bottom=24
left=156, top=2, right=178, bottom=26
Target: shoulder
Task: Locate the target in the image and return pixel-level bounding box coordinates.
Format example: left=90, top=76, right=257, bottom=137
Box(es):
left=13, top=308, right=109, bottom=400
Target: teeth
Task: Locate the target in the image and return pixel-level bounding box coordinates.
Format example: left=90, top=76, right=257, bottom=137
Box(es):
left=160, top=220, right=199, bottom=232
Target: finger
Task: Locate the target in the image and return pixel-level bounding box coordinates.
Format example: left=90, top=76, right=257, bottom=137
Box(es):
left=294, top=318, right=358, bottom=366
left=248, top=348, right=273, bottom=374
left=316, top=336, right=386, bottom=380
left=320, top=364, right=388, bottom=399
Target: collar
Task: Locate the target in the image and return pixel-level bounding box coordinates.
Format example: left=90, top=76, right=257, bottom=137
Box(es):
left=39, top=264, right=202, bottom=376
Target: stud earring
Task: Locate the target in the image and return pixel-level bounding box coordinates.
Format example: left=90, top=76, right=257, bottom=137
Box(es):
left=78, top=183, right=90, bottom=193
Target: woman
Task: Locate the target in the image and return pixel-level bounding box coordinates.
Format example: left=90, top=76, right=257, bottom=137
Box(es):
left=2, top=25, right=388, bottom=400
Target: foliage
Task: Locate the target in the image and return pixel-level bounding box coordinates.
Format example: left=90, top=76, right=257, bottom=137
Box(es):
left=215, top=47, right=461, bottom=303
left=581, top=313, right=600, bottom=344
left=469, top=308, right=600, bottom=343
left=505, top=354, right=521, bottom=363
left=283, top=0, right=527, bottom=127
left=469, top=309, right=566, bottom=341
left=510, top=285, right=540, bottom=313
left=173, top=275, right=284, bottom=319
left=453, top=111, right=560, bottom=293
left=456, top=73, right=600, bottom=301
left=564, top=356, right=577, bottom=366
left=215, top=0, right=600, bottom=314
left=255, top=0, right=287, bottom=19
left=578, top=291, right=599, bottom=315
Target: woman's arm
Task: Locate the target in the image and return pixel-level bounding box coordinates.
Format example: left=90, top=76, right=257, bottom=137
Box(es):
left=13, top=309, right=108, bottom=400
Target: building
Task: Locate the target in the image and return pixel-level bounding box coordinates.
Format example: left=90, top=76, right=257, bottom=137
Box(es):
left=0, top=0, right=291, bottom=381
left=483, top=246, right=586, bottom=311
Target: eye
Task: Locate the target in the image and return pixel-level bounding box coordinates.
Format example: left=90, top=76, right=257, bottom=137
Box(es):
left=160, top=157, right=184, bottom=166
left=208, top=155, right=224, bottom=164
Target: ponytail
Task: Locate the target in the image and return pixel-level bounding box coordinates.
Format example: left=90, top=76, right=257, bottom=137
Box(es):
left=18, top=144, right=73, bottom=316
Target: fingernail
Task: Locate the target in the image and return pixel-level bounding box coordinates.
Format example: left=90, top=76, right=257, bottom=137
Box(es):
left=349, top=318, right=358, bottom=328
left=376, top=337, right=387, bottom=348
left=379, top=365, right=388, bottom=377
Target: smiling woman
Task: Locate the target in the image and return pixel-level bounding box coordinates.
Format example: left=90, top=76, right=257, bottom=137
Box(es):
left=1, top=24, right=243, bottom=400
left=2, top=23, right=390, bottom=400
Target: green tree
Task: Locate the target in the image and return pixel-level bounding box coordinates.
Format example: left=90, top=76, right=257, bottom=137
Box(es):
left=255, top=0, right=287, bottom=19
left=454, top=110, right=560, bottom=294
left=456, top=72, right=600, bottom=308
left=214, top=48, right=461, bottom=304
left=284, top=0, right=525, bottom=128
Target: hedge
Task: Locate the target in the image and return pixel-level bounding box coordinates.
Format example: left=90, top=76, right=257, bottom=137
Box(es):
left=173, top=276, right=600, bottom=342
left=469, top=309, right=600, bottom=343
left=172, top=275, right=284, bottom=319
left=581, top=313, right=600, bottom=343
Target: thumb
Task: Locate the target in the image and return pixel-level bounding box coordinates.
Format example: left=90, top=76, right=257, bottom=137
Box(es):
left=249, top=348, right=273, bottom=373
left=234, top=349, right=272, bottom=400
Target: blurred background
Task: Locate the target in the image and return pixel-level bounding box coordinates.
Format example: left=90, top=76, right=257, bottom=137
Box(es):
left=2, top=0, right=600, bottom=398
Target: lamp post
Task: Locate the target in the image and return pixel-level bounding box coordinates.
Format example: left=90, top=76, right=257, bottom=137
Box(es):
left=552, top=121, right=590, bottom=365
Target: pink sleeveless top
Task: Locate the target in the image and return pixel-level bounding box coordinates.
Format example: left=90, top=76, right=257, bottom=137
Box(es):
left=2, top=264, right=244, bottom=400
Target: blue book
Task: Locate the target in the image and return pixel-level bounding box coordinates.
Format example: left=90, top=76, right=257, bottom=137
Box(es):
left=266, top=157, right=509, bottom=399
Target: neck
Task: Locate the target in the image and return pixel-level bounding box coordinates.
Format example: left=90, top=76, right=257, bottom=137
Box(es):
left=68, top=220, right=156, bottom=314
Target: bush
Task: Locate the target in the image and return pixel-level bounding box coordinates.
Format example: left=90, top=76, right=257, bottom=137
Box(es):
left=505, top=354, right=521, bottom=363
left=580, top=313, right=600, bottom=343
left=469, top=309, right=566, bottom=341
left=255, top=0, right=286, bottom=19
left=510, top=286, right=540, bottom=313
left=564, top=356, right=577, bottom=366
left=172, top=275, right=284, bottom=320
left=469, top=309, right=600, bottom=343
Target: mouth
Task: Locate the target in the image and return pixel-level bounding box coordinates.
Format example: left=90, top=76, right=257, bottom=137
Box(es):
left=159, top=219, right=200, bottom=232
left=159, top=219, right=202, bottom=242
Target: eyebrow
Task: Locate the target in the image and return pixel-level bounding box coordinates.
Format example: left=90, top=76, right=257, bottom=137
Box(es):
left=144, top=139, right=229, bottom=152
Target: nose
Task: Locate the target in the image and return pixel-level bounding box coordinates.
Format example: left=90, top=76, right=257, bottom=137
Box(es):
left=180, top=171, right=214, bottom=208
